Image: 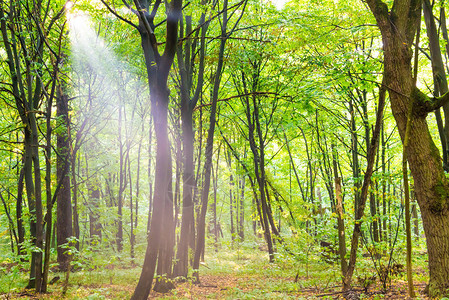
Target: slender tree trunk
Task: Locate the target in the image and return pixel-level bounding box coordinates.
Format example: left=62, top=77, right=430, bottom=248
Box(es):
left=42, top=70, right=58, bottom=293
left=30, top=109, right=44, bottom=292
left=173, top=6, right=209, bottom=276
left=72, top=153, right=80, bottom=251
left=333, top=145, right=348, bottom=277
left=129, top=150, right=135, bottom=260
left=192, top=0, right=231, bottom=281
left=227, top=154, right=235, bottom=242
left=412, top=197, right=420, bottom=240
left=16, top=166, right=25, bottom=256
left=349, top=99, right=361, bottom=220
left=88, top=178, right=101, bottom=240
left=343, top=76, right=386, bottom=290
left=117, top=105, right=124, bottom=252
left=423, top=0, right=449, bottom=171
left=369, top=190, right=380, bottom=243
left=238, top=174, right=245, bottom=241
left=56, top=89, right=73, bottom=272
left=136, top=125, right=143, bottom=231
left=381, top=121, right=387, bottom=241
left=402, top=101, right=415, bottom=297
left=212, top=161, right=219, bottom=249
left=241, top=71, right=274, bottom=261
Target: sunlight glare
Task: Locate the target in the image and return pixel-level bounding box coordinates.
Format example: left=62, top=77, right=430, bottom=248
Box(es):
left=271, top=0, right=286, bottom=10
left=65, top=0, right=74, bottom=11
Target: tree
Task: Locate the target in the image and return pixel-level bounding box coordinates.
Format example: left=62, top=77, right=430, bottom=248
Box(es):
left=56, top=82, right=73, bottom=272
left=0, top=0, right=67, bottom=292
left=365, top=0, right=449, bottom=296
left=100, top=0, right=182, bottom=298
left=172, top=1, right=209, bottom=278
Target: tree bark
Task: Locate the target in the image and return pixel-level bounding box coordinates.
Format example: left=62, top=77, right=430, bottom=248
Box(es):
left=56, top=88, right=73, bottom=272
left=16, top=166, right=25, bottom=256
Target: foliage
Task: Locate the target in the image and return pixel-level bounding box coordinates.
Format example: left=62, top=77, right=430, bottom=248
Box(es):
left=0, top=0, right=444, bottom=297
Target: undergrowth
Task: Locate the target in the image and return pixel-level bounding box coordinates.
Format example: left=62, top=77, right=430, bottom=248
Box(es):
left=0, top=240, right=430, bottom=299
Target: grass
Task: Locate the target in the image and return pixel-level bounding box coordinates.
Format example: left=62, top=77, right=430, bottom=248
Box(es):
left=0, top=241, right=431, bottom=299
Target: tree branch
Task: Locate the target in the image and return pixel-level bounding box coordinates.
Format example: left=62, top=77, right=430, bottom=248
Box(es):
left=193, top=92, right=279, bottom=111
left=364, top=0, right=390, bottom=32
left=101, top=0, right=138, bottom=29
left=413, top=87, right=449, bottom=115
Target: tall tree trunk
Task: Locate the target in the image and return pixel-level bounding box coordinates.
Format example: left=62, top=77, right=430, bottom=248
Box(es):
left=227, top=154, right=236, bottom=242
left=192, top=0, right=234, bottom=281
left=147, top=116, right=153, bottom=234
left=332, top=145, right=348, bottom=278
left=244, top=87, right=274, bottom=262
left=117, top=105, right=124, bottom=252
left=343, top=76, right=386, bottom=290
left=212, top=158, right=219, bottom=249
left=423, top=0, right=449, bottom=170
left=129, top=149, right=135, bottom=260
left=130, top=0, right=181, bottom=298
left=173, top=6, right=209, bottom=276
left=154, top=146, right=175, bottom=292
left=88, top=178, right=101, bottom=240
left=16, top=166, right=25, bottom=256
left=349, top=99, right=361, bottom=219
left=42, top=67, right=59, bottom=293
left=238, top=173, right=245, bottom=241
left=381, top=121, right=387, bottom=241
left=173, top=103, right=196, bottom=277
left=56, top=88, right=73, bottom=272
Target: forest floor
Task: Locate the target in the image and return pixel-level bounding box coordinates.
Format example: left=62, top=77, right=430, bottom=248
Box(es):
left=0, top=242, right=431, bottom=299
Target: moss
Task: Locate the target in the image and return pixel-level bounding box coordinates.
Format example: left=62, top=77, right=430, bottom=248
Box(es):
left=429, top=136, right=442, bottom=162
left=428, top=280, right=449, bottom=298
left=412, top=87, right=432, bottom=116
left=432, top=180, right=449, bottom=214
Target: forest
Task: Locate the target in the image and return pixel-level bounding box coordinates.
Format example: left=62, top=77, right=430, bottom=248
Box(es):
left=1, top=0, right=449, bottom=299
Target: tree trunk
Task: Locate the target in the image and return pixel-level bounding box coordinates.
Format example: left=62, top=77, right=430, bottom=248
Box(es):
left=423, top=0, right=449, bottom=171
left=243, top=87, right=274, bottom=260
left=16, top=166, right=25, bottom=256
left=130, top=0, right=181, bottom=298
left=192, top=0, right=230, bottom=280
left=173, top=104, right=195, bottom=278
left=173, top=7, right=209, bottom=277
left=117, top=105, right=124, bottom=252
left=343, top=75, right=386, bottom=290
left=228, top=154, right=236, bottom=242
left=349, top=99, right=361, bottom=219
left=238, top=174, right=245, bottom=241
left=332, top=145, right=348, bottom=277
left=147, top=118, right=153, bottom=234
left=72, top=155, right=80, bottom=251
left=56, top=89, right=73, bottom=272
left=154, top=146, right=175, bottom=292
